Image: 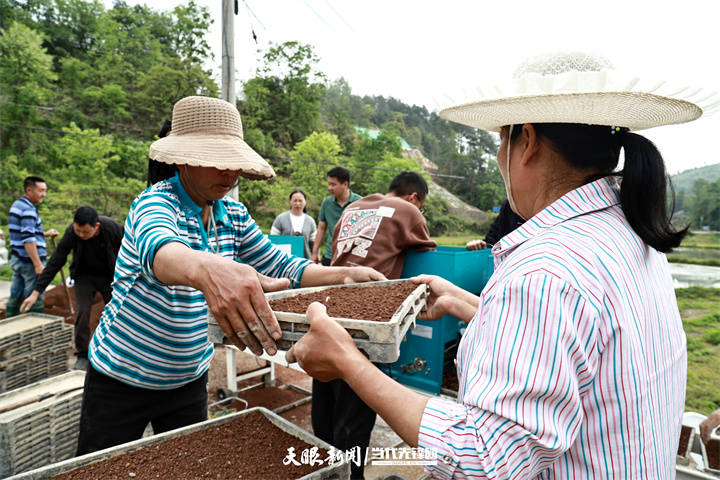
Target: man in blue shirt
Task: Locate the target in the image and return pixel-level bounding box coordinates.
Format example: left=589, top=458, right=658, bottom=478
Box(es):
left=6, top=176, right=59, bottom=317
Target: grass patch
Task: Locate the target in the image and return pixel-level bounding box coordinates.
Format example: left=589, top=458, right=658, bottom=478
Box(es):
left=682, top=232, right=720, bottom=249
left=667, top=255, right=720, bottom=267
left=0, top=265, right=11, bottom=282
left=678, top=286, right=720, bottom=414
left=431, top=234, right=482, bottom=248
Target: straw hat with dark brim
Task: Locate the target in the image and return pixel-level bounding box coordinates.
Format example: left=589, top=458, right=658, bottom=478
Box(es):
left=439, top=52, right=719, bottom=132
left=149, top=96, right=275, bottom=180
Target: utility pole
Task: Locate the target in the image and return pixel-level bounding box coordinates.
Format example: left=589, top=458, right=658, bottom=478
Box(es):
left=222, top=0, right=239, bottom=200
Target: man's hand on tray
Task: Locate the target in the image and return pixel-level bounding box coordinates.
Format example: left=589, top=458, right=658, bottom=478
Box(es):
left=298, top=263, right=386, bottom=287
left=341, top=265, right=386, bottom=284
left=285, top=302, right=367, bottom=381
left=411, top=274, right=481, bottom=323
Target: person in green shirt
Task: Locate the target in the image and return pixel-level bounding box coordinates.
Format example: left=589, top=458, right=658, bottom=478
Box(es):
left=311, top=166, right=361, bottom=265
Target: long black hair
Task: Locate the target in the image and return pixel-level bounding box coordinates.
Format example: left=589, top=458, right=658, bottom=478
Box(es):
left=508, top=123, right=687, bottom=253
left=147, top=120, right=177, bottom=186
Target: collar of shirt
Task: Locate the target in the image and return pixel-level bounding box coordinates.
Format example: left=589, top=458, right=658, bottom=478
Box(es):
left=168, top=172, right=230, bottom=226
left=20, top=195, right=36, bottom=210
left=491, top=176, right=620, bottom=259
left=334, top=190, right=360, bottom=207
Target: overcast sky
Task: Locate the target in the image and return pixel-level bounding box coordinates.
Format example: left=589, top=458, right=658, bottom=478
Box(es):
left=106, top=0, right=720, bottom=174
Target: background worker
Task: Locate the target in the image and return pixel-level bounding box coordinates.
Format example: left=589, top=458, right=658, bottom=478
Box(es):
left=270, top=189, right=317, bottom=259
left=700, top=408, right=720, bottom=444
left=314, top=170, right=436, bottom=479
left=20, top=206, right=123, bottom=371
left=465, top=198, right=525, bottom=250
left=76, top=96, right=385, bottom=456
left=311, top=166, right=360, bottom=265
left=6, top=176, right=59, bottom=316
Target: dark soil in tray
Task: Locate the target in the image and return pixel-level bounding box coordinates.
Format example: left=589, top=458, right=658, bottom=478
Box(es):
left=279, top=402, right=312, bottom=434
left=708, top=438, right=720, bottom=470
left=677, top=425, right=692, bottom=456
left=50, top=411, right=329, bottom=480
left=269, top=281, right=417, bottom=322
left=442, top=366, right=459, bottom=393
left=442, top=337, right=460, bottom=393
left=210, top=386, right=308, bottom=413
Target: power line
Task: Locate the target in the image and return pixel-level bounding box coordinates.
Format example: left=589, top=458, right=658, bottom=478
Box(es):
left=300, top=0, right=334, bottom=30
left=321, top=0, right=356, bottom=33
left=240, top=0, right=266, bottom=31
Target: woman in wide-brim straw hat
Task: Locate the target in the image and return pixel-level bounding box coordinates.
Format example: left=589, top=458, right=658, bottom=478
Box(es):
left=75, top=96, right=385, bottom=456
left=287, top=52, right=718, bottom=478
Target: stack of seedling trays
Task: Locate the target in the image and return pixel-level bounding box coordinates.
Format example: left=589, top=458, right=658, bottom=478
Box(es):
left=9, top=407, right=349, bottom=479
left=208, top=279, right=428, bottom=363
left=0, top=314, right=73, bottom=392
left=0, top=371, right=85, bottom=477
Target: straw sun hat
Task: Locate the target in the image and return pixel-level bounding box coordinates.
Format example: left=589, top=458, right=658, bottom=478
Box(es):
left=149, top=96, right=275, bottom=180
left=439, top=51, right=719, bottom=132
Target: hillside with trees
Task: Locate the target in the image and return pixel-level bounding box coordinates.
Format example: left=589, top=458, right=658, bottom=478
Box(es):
left=7, top=0, right=716, bottom=237
left=0, top=0, right=504, bottom=238
left=670, top=164, right=720, bottom=231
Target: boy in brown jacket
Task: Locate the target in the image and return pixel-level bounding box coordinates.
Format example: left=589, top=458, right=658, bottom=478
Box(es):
left=312, top=171, right=436, bottom=479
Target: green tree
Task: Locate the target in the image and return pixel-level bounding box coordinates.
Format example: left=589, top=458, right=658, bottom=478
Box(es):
left=169, top=0, right=212, bottom=64
left=350, top=131, right=403, bottom=195
left=0, top=21, right=57, bottom=150
left=241, top=41, right=326, bottom=148
left=366, top=157, right=424, bottom=196
left=320, top=78, right=357, bottom=153
left=134, top=58, right=219, bottom=133
left=288, top=132, right=343, bottom=213
left=690, top=178, right=720, bottom=230
left=45, top=123, right=144, bottom=225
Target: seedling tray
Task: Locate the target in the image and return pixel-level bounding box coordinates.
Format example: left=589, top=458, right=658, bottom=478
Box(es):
left=208, top=279, right=427, bottom=363
left=8, top=407, right=349, bottom=480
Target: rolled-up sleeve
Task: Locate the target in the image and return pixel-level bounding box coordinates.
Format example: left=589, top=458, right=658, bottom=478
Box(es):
left=419, top=274, right=600, bottom=479
left=130, top=195, right=190, bottom=282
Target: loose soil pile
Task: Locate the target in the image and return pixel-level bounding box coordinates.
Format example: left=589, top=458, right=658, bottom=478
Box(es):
left=270, top=281, right=417, bottom=322
left=50, top=411, right=329, bottom=480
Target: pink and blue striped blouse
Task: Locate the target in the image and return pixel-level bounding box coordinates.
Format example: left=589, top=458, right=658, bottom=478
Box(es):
left=419, top=177, right=686, bottom=479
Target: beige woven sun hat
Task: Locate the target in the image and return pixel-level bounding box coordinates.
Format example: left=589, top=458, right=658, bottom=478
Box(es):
left=439, top=52, right=720, bottom=132
left=149, top=96, right=275, bottom=180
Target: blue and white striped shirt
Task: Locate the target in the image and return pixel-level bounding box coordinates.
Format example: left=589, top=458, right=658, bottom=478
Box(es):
left=89, top=173, right=310, bottom=389
left=8, top=196, right=46, bottom=259
left=419, top=177, right=686, bottom=479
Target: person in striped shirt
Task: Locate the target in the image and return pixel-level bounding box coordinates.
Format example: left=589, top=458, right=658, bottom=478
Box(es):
left=287, top=52, right=705, bottom=478
left=75, top=96, right=385, bottom=456
left=6, top=176, right=59, bottom=317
